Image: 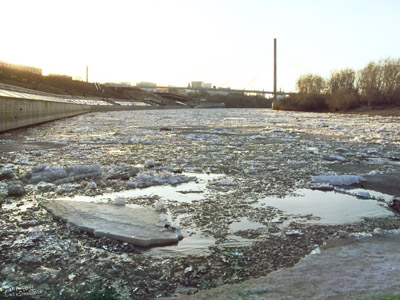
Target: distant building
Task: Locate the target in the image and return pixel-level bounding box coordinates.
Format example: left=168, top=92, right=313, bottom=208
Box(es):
left=191, top=81, right=212, bottom=89
left=0, top=61, right=42, bottom=75
left=191, top=81, right=204, bottom=89
left=136, top=82, right=157, bottom=88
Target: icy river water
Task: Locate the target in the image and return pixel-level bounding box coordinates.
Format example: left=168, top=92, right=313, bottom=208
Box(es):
left=1, top=108, right=399, bottom=299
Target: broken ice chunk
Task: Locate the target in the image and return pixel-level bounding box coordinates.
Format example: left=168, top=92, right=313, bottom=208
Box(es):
left=144, top=160, right=155, bottom=168
left=355, top=191, right=371, bottom=199
left=310, top=247, right=321, bottom=255
left=321, top=154, right=347, bottom=162
left=155, top=200, right=166, bottom=211
left=36, top=181, right=56, bottom=192
left=211, top=180, right=237, bottom=187
left=285, top=230, right=303, bottom=236
left=312, top=175, right=364, bottom=186
left=113, top=197, right=126, bottom=206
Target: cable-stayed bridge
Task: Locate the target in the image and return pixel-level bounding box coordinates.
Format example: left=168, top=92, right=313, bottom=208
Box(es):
left=104, top=84, right=294, bottom=97
left=106, top=39, right=298, bottom=99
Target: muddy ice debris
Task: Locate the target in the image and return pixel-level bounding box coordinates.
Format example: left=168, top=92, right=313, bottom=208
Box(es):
left=389, top=197, right=400, bottom=212
left=144, top=159, right=155, bottom=168
left=105, top=164, right=138, bottom=180
left=321, top=154, right=347, bottom=162
left=36, top=181, right=56, bottom=192
left=210, top=180, right=237, bottom=187
left=56, top=183, right=81, bottom=194
left=6, top=181, right=25, bottom=196
left=0, top=169, right=15, bottom=180
left=310, top=183, right=334, bottom=191
left=85, top=181, right=97, bottom=190
left=285, top=230, right=304, bottom=237
left=0, top=182, right=8, bottom=201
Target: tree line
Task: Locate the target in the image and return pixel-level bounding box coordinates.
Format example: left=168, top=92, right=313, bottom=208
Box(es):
left=274, top=57, right=400, bottom=111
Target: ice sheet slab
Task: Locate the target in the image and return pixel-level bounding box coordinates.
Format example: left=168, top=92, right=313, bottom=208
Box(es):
left=41, top=200, right=183, bottom=247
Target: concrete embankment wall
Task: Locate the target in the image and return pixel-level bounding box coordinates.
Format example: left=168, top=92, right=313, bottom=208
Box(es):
left=0, top=97, right=90, bottom=132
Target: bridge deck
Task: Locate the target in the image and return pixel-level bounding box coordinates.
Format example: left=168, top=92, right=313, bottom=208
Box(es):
left=105, top=84, right=294, bottom=96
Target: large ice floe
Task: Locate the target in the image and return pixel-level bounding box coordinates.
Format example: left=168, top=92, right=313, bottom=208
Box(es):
left=41, top=200, right=183, bottom=247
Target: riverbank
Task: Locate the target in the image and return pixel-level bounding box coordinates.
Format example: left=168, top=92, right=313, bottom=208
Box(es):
left=272, top=93, right=400, bottom=117
left=0, top=69, right=272, bottom=109
left=344, top=106, right=400, bottom=117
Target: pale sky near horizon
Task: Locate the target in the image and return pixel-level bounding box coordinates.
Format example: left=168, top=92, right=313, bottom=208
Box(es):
left=1, top=0, right=399, bottom=92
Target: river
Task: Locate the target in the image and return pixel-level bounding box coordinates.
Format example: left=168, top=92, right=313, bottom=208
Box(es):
left=0, top=108, right=399, bottom=299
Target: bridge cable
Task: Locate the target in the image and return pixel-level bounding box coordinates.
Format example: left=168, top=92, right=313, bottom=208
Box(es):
left=220, top=51, right=273, bottom=88
left=172, top=44, right=272, bottom=87
left=245, top=61, right=270, bottom=89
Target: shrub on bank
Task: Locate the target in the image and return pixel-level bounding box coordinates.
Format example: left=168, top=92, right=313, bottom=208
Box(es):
left=273, top=94, right=328, bottom=111
left=274, top=91, right=360, bottom=112
left=326, top=90, right=360, bottom=111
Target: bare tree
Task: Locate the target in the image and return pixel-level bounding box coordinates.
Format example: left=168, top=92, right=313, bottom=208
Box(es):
left=327, top=68, right=356, bottom=94
left=296, top=74, right=325, bottom=94
left=357, top=61, right=382, bottom=105
left=283, top=56, right=400, bottom=112
left=357, top=59, right=400, bottom=105
left=380, top=58, right=400, bottom=105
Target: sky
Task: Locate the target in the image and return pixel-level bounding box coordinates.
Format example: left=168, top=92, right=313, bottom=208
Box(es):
left=1, top=0, right=399, bottom=92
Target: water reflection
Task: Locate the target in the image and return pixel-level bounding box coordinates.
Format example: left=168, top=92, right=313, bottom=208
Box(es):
left=256, top=189, right=393, bottom=225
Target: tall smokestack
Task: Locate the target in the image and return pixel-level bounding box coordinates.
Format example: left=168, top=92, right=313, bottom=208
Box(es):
left=274, top=38, right=277, bottom=100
